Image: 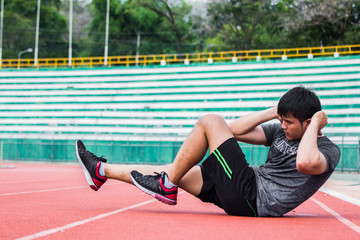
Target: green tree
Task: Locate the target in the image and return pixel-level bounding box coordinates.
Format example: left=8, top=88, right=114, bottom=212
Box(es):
left=281, top=0, right=360, bottom=47
left=2, top=0, right=67, bottom=59
left=2, top=2, right=34, bottom=59
left=2, top=0, right=359, bottom=60
left=39, top=0, right=67, bottom=58
left=133, top=0, right=194, bottom=53
left=60, top=0, right=92, bottom=58
left=87, top=0, right=165, bottom=57
left=206, top=0, right=278, bottom=51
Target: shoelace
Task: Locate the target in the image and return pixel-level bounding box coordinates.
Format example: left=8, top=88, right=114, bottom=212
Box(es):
left=87, top=151, right=107, bottom=163
left=144, top=172, right=162, bottom=180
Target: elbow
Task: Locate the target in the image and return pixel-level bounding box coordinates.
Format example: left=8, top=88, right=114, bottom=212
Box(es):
left=296, top=155, right=325, bottom=175
left=228, top=121, right=237, bottom=135
left=296, top=160, right=312, bottom=174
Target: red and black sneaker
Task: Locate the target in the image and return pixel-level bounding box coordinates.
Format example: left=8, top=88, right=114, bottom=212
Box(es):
left=75, top=139, right=107, bottom=191
left=130, top=171, right=178, bottom=205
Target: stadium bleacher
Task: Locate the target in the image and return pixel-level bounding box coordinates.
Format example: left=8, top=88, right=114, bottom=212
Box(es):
left=0, top=56, right=359, bottom=170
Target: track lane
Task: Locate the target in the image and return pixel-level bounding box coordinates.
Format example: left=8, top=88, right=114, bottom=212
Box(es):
left=1, top=163, right=359, bottom=240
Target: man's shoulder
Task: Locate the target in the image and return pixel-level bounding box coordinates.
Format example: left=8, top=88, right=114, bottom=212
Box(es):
left=261, top=123, right=283, bottom=146
left=318, top=136, right=341, bottom=171
left=261, top=123, right=282, bottom=136
left=318, top=136, right=340, bottom=150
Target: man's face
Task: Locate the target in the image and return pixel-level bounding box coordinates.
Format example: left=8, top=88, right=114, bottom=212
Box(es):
left=279, top=114, right=310, bottom=140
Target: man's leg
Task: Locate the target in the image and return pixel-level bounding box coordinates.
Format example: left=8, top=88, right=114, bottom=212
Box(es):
left=105, top=164, right=172, bottom=185
left=129, top=114, right=235, bottom=204
left=167, top=114, right=234, bottom=185
left=77, top=114, right=234, bottom=198
left=105, top=163, right=203, bottom=196
left=76, top=140, right=204, bottom=196
left=106, top=114, right=233, bottom=196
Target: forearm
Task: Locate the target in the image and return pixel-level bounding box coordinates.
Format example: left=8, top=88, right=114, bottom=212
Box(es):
left=296, top=112, right=327, bottom=175
left=228, top=107, right=278, bottom=138
left=297, top=121, right=321, bottom=165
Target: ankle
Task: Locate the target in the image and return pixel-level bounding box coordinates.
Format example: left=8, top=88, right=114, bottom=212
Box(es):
left=163, top=172, right=178, bottom=189
left=98, top=162, right=106, bottom=177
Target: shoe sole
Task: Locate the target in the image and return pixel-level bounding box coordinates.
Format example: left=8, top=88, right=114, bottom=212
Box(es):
left=75, top=140, right=99, bottom=191
left=130, top=174, right=177, bottom=205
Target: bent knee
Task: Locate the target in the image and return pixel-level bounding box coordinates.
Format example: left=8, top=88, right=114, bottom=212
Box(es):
left=197, top=114, right=225, bottom=127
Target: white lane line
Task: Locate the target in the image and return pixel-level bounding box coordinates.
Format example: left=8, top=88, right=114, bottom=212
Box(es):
left=0, top=183, right=121, bottom=196
left=2, top=176, right=80, bottom=184
left=15, top=199, right=157, bottom=240
left=320, top=187, right=360, bottom=207
left=311, top=197, right=360, bottom=234
left=0, top=186, right=87, bottom=196
left=2, top=180, right=48, bottom=184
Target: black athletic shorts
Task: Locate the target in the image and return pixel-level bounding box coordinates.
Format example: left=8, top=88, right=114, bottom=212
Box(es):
left=196, top=137, right=258, bottom=217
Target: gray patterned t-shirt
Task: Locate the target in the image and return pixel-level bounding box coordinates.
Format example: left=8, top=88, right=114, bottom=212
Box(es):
left=251, top=123, right=340, bottom=217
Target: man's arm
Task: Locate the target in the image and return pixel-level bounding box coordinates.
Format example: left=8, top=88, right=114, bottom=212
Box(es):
left=296, top=111, right=328, bottom=175
left=228, top=107, right=278, bottom=145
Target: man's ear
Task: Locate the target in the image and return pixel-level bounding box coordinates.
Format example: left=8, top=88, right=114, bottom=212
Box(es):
left=303, top=118, right=312, bottom=128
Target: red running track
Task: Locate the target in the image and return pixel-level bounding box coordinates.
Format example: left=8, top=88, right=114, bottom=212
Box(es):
left=1, top=163, right=359, bottom=240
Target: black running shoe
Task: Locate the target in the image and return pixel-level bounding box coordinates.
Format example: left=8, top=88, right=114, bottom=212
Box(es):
left=75, top=139, right=107, bottom=191
left=130, top=171, right=178, bottom=205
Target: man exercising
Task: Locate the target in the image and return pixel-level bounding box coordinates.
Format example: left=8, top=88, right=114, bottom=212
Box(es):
left=76, top=86, right=340, bottom=217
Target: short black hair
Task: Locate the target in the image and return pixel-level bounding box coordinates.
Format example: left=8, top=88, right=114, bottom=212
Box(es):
left=277, top=86, right=321, bottom=122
